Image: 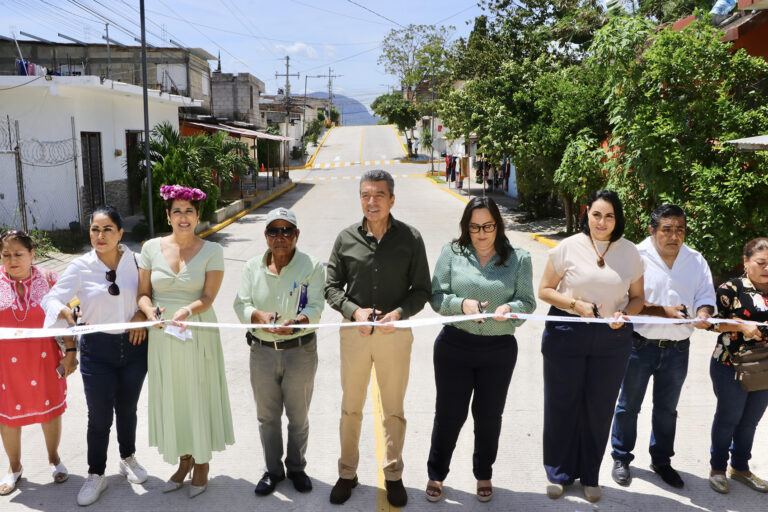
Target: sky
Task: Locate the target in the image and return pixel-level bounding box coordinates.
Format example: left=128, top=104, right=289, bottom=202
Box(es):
left=2, top=0, right=484, bottom=112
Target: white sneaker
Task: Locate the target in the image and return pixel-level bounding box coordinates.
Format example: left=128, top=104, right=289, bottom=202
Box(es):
left=77, top=473, right=107, bottom=506
left=118, top=456, right=148, bottom=484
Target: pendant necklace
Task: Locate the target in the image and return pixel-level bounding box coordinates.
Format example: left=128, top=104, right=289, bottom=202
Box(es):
left=589, top=237, right=612, bottom=268
left=9, top=276, right=30, bottom=324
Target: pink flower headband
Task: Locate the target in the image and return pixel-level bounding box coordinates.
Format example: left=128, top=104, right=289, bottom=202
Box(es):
left=160, top=184, right=207, bottom=202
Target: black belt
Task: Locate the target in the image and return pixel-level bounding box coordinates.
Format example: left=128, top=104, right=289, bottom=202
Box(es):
left=246, top=331, right=314, bottom=350
left=633, top=331, right=687, bottom=349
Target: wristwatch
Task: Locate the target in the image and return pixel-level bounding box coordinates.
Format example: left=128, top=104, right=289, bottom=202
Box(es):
left=568, top=298, right=577, bottom=311
left=65, top=347, right=77, bottom=353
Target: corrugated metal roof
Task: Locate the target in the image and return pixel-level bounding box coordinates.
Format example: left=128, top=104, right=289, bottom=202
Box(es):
left=184, top=121, right=293, bottom=141
left=724, top=134, right=768, bottom=150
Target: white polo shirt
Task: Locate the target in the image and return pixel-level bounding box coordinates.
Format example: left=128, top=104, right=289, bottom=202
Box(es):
left=635, top=237, right=716, bottom=341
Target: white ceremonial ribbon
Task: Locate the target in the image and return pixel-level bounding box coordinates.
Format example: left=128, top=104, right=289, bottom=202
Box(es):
left=1, top=313, right=766, bottom=341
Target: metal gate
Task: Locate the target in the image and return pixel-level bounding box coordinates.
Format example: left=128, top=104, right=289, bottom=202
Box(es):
left=0, top=114, right=81, bottom=233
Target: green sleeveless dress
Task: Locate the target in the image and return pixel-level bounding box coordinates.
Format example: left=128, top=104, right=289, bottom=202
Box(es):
left=139, top=238, right=234, bottom=464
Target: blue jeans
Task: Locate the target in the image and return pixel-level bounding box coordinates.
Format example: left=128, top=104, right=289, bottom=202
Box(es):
left=80, top=332, right=148, bottom=475
left=709, top=358, right=768, bottom=471
left=611, top=335, right=689, bottom=466
left=249, top=333, right=318, bottom=476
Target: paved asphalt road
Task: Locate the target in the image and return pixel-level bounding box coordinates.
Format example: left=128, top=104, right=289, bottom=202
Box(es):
left=3, top=138, right=767, bottom=511
left=312, top=125, right=406, bottom=166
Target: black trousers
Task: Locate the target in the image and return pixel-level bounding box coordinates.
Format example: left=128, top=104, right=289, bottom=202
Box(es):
left=427, top=326, right=518, bottom=481
left=541, top=307, right=632, bottom=486
left=80, top=331, right=148, bottom=475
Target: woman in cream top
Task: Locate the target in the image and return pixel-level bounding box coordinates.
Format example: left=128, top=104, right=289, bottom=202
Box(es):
left=538, top=190, right=644, bottom=503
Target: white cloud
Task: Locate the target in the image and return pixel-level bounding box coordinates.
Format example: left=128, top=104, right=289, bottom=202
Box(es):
left=322, top=44, right=337, bottom=59
left=275, top=41, right=317, bottom=59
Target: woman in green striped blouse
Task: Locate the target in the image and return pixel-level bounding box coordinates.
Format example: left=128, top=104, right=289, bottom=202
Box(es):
left=425, top=196, right=536, bottom=503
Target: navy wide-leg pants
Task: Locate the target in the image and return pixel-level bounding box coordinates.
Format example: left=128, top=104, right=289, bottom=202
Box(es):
left=541, top=307, right=632, bottom=486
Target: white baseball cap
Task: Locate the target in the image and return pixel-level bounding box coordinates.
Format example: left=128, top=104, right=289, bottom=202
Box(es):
left=265, top=207, right=297, bottom=227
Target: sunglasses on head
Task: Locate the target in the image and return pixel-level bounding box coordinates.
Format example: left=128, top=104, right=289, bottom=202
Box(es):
left=106, top=269, right=120, bottom=296
left=0, top=229, right=28, bottom=240
left=266, top=226, right=296, bottom=238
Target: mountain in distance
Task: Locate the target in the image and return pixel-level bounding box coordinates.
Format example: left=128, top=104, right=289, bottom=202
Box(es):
left=306, top=92, right=380, bottom=126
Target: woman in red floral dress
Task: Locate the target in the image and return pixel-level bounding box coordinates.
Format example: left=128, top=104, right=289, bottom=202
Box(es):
left=0, top=230, right=77, bottom=495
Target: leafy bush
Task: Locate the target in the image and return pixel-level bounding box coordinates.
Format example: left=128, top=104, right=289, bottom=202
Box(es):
left=594, top=15, right=768, bottom=276
left=135, top=122, right=255, bottom=235
left=304, top=118, right=323, bottom=145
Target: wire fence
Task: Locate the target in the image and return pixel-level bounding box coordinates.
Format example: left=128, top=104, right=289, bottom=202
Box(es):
left=0, top=115, right=81, bottom=233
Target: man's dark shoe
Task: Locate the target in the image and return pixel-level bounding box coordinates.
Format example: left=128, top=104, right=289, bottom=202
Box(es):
left=287, top=470, right=313, bottom=493
left=612, top=460, right=632, bottom=486
left=254, top=472, right=285, bottom=496
left=651, top=464, right=684, bottom=489
left=330, top=476, right=358, bottom=504
left=385, top=479, right=408, bottom=507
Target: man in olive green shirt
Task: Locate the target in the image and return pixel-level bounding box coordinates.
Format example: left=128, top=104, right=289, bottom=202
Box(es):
left=233, top=207, right=325, bottom=497
left=325, top=170, right=431, bottom=507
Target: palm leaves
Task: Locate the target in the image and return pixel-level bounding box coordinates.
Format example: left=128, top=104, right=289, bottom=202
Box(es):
left=133, top=121, right=256, bottom=233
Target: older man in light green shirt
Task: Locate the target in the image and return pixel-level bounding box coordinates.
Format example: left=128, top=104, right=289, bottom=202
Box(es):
left=233, top=207, right=325, bottom=497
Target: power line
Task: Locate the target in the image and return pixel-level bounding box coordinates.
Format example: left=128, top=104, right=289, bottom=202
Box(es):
left=435, top=4, right=479, bottom=24
left=344, top=0, right=405, bottom=28
left=143, top=6, right=380, bottom=46
left=0, top=76, right=44, bottom=91
left=298, top=45, right=381, bottom=74
left=288, top=0, right=389, bottom=26
left=155, top=0, right=259, bottom=75
left=218, top=0, right=279, bottom=59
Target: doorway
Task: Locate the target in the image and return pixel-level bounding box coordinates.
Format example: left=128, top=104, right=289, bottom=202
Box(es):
left=81, top=132, right=105, bottom=213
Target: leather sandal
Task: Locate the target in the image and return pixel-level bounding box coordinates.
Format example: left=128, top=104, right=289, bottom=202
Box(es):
left=476, top=481, right=493, bottom=502
left=51, top=461, right=68, bottom=483
left=425, top=480, right=443, bottom=502
left=0, top=466, right=23, bottom=496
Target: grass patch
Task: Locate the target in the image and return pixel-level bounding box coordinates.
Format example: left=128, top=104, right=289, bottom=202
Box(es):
left=44, top=229, right=88, bottom=255
left=427, top=176, right=446, bottom=184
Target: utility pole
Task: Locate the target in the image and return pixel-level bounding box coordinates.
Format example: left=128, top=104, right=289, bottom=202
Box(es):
left=430, top=71, right=435, bottom=174
left=275, top=56, right=299, bottom=173
left=139, top=0, right=154, bottom=237
left=105, top=23, right=111, bottom=79
left=315, top=68, right=342, bottom=125
left=303, top=74, right=323, bottom=144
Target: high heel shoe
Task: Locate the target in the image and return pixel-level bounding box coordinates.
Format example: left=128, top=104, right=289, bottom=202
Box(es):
left=189, top=463, right=208, bottom=498
left=163, top=456, right=194, bottom=493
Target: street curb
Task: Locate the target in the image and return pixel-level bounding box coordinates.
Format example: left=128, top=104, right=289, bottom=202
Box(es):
left=389, top=124, right=409, bottom=157
left=425, top=176, right=469, bottom=203
left=304, top=126, right=334, bottom=169
left=529, top=233, right=559, bottom=248
left=197, top=182, right=296, bottom=239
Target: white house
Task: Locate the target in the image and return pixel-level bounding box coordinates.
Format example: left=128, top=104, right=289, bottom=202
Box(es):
left=0, top=76, right=200, bottom=231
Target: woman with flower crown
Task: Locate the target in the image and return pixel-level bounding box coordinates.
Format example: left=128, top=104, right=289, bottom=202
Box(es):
left=136, top=185, right=234, bottom=498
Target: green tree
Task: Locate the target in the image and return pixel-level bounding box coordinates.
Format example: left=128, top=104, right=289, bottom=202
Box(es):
left=635, top=0, right=710, bottom=22
left=135, top=122, right=255, bottom=234
left=371, top=92, right=420, bottom=140
left=378, top=24, right=451, bottom=93
left=330, top=107, right=340, bottom=124
left=592, top=15, right=768, bottom=275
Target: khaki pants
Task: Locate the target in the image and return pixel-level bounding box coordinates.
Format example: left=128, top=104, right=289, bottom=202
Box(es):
left=338, top=323, right=414, bottom=481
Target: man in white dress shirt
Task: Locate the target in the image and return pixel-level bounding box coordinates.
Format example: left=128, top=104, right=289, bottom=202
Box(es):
left=610, top=204, right=715, bottom=488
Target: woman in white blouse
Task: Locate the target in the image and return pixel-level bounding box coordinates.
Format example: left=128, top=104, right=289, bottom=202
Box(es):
left=43, top=206, right=149, bottom=507
left=537, top=190, right=644, bottom=503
